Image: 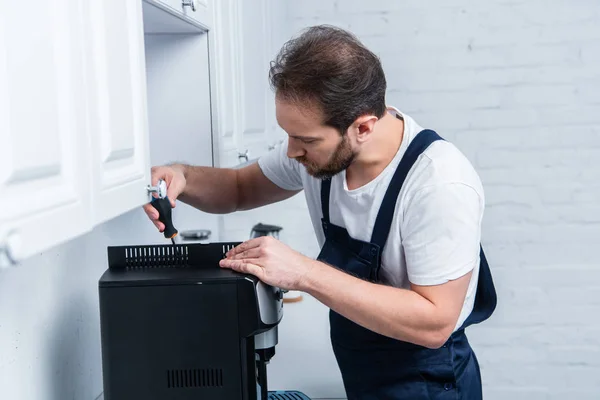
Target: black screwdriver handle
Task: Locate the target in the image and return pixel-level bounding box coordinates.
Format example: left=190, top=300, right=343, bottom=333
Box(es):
left=151, top=197, right=178, bottom=239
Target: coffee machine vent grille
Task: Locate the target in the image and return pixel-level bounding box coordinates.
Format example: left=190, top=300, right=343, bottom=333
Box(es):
left=268, top=391, right=311, bottom=400
left=166, top=368, right=223, bottom=388
left=107, top=242, right=242, bottom=270
left=123, top=245, right=190, bottom=268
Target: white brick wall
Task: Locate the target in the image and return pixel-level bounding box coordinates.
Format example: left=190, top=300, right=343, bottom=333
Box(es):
left=221, top=0, right=600, bottom=398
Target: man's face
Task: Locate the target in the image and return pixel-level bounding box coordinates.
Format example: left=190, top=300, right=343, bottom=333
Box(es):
left=275, top=98, right=356, bottom=179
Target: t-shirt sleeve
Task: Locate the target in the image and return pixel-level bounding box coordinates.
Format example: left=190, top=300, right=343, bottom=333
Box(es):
left=257, top=139, right=304, bottom=191
left=401, top=182, right=483, bottom=286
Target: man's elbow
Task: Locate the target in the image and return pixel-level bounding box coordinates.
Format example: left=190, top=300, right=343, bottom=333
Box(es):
left=422, top=324, right=455, bottom=349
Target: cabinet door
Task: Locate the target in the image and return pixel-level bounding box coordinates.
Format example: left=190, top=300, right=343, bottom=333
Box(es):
left=210, top=0, right=242, bottom=167
left=211, top=0, right=274, bottom=168
left=264, top=0, right=289, bottom=149
left=84, top=0, right=152, bottom=224
left=237, top=0, right=271, bottom=160
left=147, top=0, right=212, bottom=30
left=187, top=0, right=211, bottom=27
left=0, top=0, right=92, bottom=263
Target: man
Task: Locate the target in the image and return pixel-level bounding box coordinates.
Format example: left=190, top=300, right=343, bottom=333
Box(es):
left=144, top=25, right=496, bottom=399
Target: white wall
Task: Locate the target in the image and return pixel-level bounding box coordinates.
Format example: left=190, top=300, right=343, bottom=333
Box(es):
left=233, top=0, right=599, bottom=399
left=0, top=208, right=172, bottom=400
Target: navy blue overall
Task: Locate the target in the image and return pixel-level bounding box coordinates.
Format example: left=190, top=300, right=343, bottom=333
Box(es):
left=316, top=129, right=497, bottom=399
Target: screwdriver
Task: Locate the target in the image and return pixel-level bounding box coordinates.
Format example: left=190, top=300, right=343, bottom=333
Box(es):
left=151, top=196, right=178, bottom=245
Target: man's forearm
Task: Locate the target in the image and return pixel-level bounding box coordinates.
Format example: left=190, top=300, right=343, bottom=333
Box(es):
left=176, top=164, right=240, bottom=214
left=299, top=260, right=456, bottom=349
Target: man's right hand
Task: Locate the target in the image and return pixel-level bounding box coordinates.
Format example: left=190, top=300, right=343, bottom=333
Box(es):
left=143, top=164, right=187, bottom=233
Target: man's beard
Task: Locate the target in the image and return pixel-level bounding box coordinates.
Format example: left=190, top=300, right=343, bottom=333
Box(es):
left=296, top=135, right=356, bottom=179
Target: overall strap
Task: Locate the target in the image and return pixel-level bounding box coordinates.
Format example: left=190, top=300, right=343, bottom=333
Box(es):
left=321, top=177, right=332, bottom=224
left=458, top=245, right=497, bottom=330
left=370, top=129, right=444, bottom=249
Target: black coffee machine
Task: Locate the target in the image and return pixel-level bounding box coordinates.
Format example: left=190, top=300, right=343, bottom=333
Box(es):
left=98, top=241, right=285, bottom=400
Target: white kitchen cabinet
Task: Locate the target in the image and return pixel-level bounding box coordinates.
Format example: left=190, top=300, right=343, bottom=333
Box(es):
left=145, top=0, right=212, bottom=30
left=0, top=0, right=168, bottom=266
left=209, top=0, right=242, bottom=168
left=237, top=0, right=271, bottom=154
left=83, top=0, right=152, bottom=225
left=0, top=0, right=93, bottom=264
left=210, top=0, right=283, bottom=169
left=264, top=0, right=290, bottom=148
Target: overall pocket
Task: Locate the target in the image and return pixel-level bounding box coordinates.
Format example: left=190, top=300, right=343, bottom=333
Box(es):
left=318, top=238, right=376, bottom=280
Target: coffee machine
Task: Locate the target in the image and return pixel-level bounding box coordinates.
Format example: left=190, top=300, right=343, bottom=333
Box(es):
left=98, top=241, right=285, bottom=400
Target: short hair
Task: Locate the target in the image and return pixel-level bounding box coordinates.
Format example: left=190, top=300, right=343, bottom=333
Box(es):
left=269, top=25, right=387, bottom=135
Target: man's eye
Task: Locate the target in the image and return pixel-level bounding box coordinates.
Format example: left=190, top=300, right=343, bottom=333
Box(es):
left=301, top=139, right=316, bottom=144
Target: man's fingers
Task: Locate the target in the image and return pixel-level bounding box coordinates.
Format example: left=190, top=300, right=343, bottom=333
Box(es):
left=149, top=217, right=165, bottom=232
left=154, top=220, right=165, bottom=232
left=151, top=170, right=160, bottom=186
left=229, top=248, right=261, bottom=260
left=166, top=185, right=177, bottom=207
left=226, top=238, right=263, bottom=257
left=143, top=204, right=164, bottom=232
left=166, top=183, right=181, bottom=207
left=220, top=258, right=263, bottom=278
left=143, top=204, right=159, bottom=219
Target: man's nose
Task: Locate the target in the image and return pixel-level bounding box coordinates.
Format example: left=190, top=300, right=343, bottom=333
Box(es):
left=287, top=140, right=305, bottom=159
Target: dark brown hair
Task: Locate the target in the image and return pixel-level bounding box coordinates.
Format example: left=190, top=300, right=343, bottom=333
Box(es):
left=269, top=25, right=387, bottom=135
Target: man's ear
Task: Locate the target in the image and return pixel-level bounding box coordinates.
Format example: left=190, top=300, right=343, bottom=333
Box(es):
left=354, top=115, right=378, bottom=142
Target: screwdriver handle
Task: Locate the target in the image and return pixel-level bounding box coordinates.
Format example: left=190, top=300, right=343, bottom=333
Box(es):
left=150, top=197, right=178, bottom=239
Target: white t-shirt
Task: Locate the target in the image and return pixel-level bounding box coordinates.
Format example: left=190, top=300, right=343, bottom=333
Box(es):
left=257, top=107, right=484, bottom=331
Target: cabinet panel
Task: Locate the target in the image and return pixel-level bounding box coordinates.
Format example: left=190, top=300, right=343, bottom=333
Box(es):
left=238, top=0, right=269, bottom=152
left=0, top=0, right=91, bottom=261
left=85, top=0, right=151, bottom=224
left=147, top=0, right=212, bottom=30
left=211, top=0, right=276, bottom=168
left=210, top=0, right=241, bottom=156
left=264, top=0, right=287, bottom=148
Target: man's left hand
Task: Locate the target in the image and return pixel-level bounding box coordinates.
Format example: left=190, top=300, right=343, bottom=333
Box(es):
left=219, top=236, right=315, bottom=290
